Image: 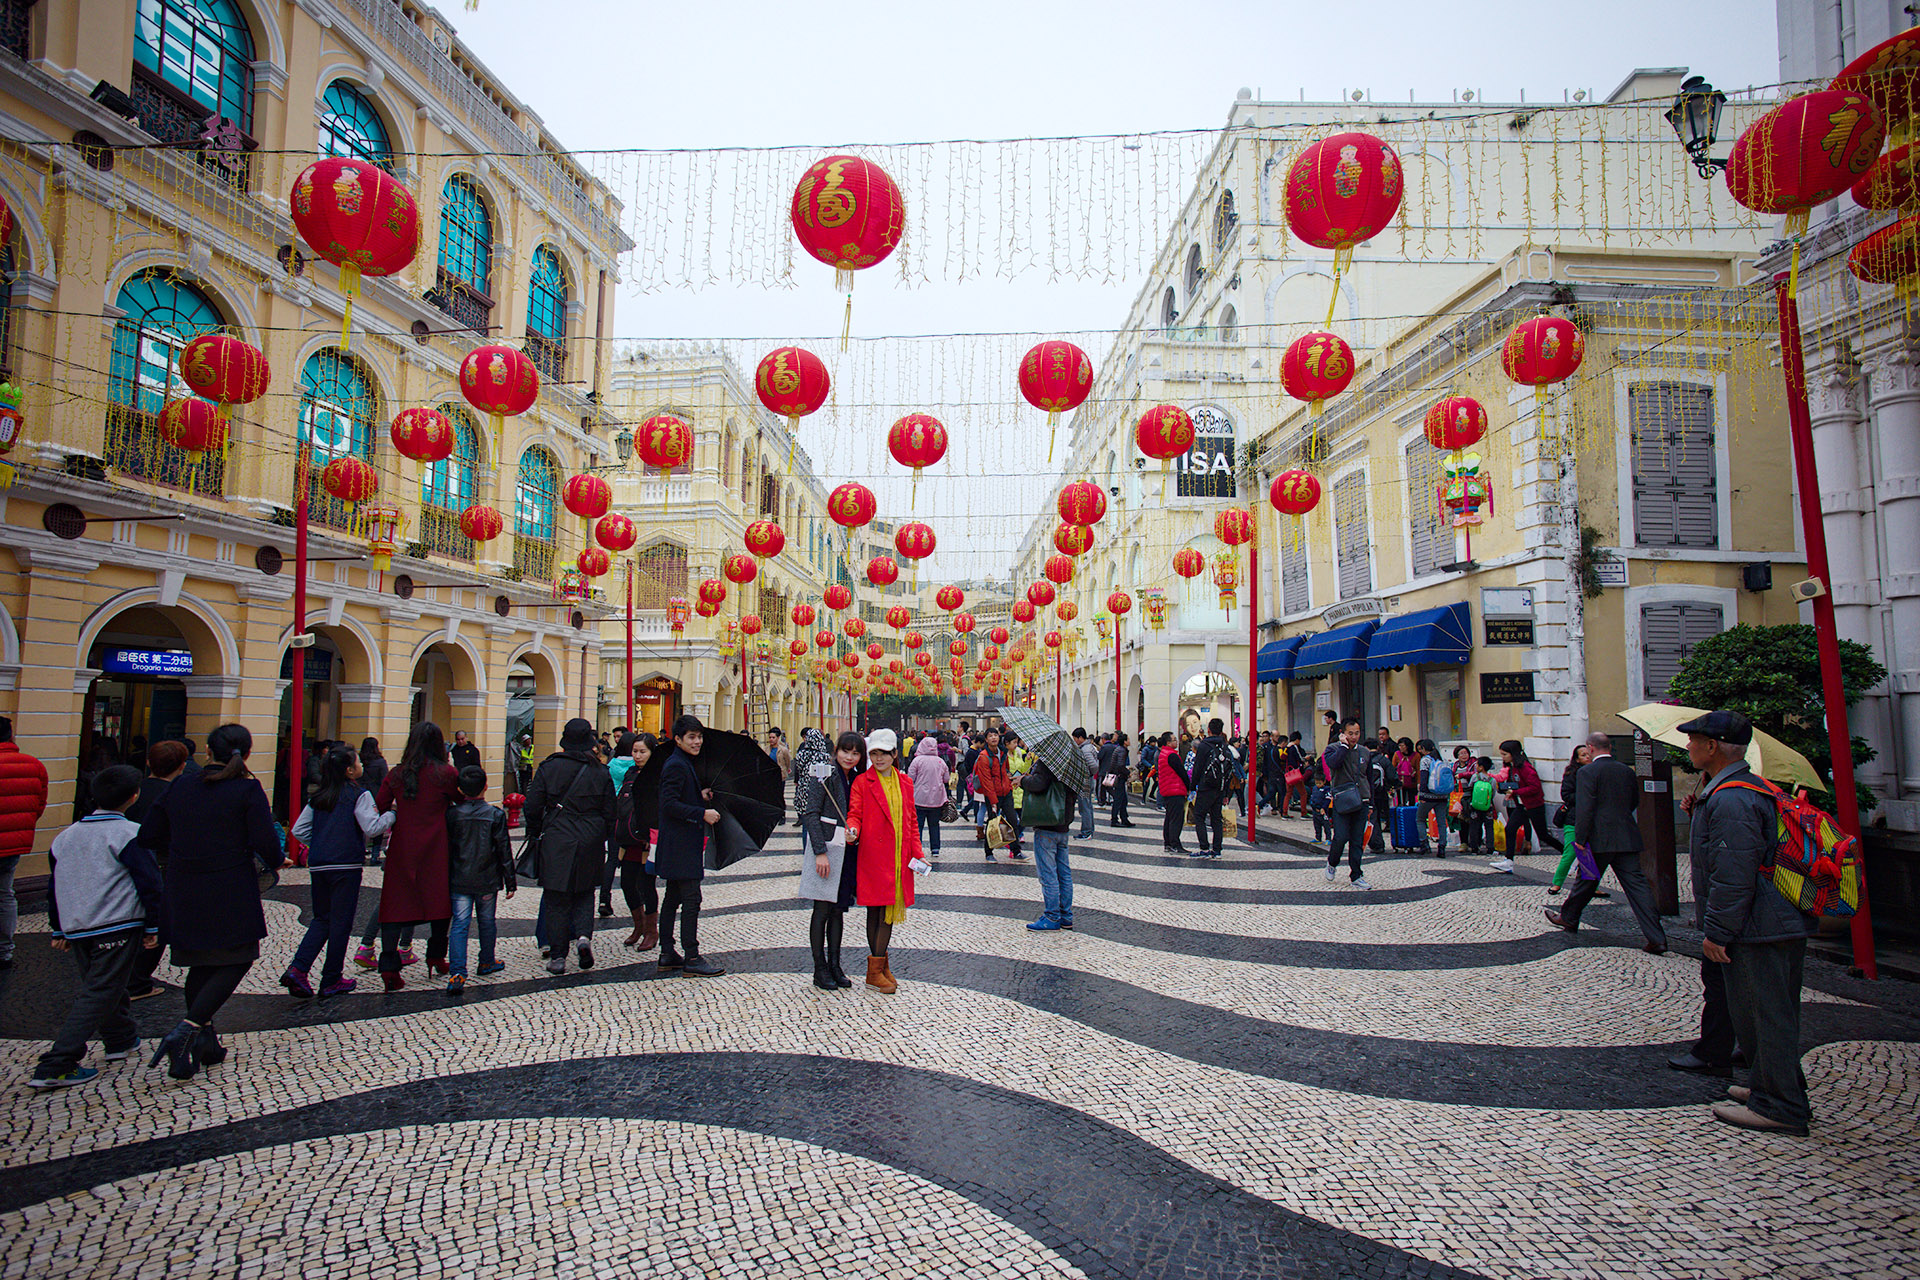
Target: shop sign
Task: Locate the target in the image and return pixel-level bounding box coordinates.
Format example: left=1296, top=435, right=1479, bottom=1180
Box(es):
left=101, top=648, right=193, bottom=677
left=1484, top=618, right=1536, bottom=647
left=1322, top=596, right=1385, bottom=627
left=637, top=692, right=663, bottom=705
left=278, top=649, right=333, bottom=681
left=1479, top=672, right=1537, bottom=704
left=1175, top=405, right=1236, bottom=499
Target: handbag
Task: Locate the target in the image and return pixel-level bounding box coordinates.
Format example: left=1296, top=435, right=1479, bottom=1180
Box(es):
left=514, top=758, right=595, bottom=881
left=1023, top=778, right=1072, bottom=828
left=1573, top=841, right=1603, bottom=883
left=1284, top=768, right=1306, bottom=789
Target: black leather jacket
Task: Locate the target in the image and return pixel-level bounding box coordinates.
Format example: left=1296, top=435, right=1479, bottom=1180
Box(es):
left=445, top=796, right=512, bottom=897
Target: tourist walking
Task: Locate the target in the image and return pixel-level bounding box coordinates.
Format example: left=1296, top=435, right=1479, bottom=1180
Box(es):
left=372, top=722, right=461, bottom=989
left=1020, top=753, right=1076, bottom=930
left=0, top=715, right=48, bottom=972
left=906, top=732, right=949, bottom=859
left=283, top=743, right=393, bottom=1000
left=444, top=765, right=513, bottom=993
left=845, top=729, right=925, bottom=992
left=525, top=718, right=616, bottom=977
left=27, top=766, right=163, bottom=1089
left=138, top=723, right=283, bottom=1080
left=1189, top=718, right=1238, bottom=858
left=614, top=733, right=660, bottom=951
left=1155, top=730, right=1190, bottom=854
left=971, top=728, right=1015, bottom=862
left=654, top=714, right=725, bottom=977
left=797, top=729, right=863, bottom=989
left=1072, top=728, right=1100, bottom=839
left=1415, top=739, right=1453, bottom=857
left=1099, top=733, right=1133, bottom=827
left=1548, top=744, right=1599, bottom=894
left=1545, top=732, right=1665, bottom=952
left=1490, top=739, right=1562, bottom=872
left=1323, top=718, right=1373, bottom=889
left=124, top=740, right=188, bottom=1001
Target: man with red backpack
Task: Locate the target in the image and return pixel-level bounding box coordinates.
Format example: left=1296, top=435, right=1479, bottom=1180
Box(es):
left=1681, top=710, right=1816, bottom=1136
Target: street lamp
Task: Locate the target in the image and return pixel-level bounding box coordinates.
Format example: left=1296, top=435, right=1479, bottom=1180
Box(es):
left=613, top=427, right=633, bottom=465
left=1665, top=75, right=1728, bottom=178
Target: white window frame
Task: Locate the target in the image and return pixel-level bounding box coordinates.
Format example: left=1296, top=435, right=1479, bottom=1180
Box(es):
left=1329, top=459, right=1375, bottom=602
left=1612, top=368, right=1732, bottom=553
left=1623, top=581, right=1738, bottom=707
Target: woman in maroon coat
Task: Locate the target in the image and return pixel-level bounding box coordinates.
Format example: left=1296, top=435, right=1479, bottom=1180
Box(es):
left=373, top=722, right=460, bottom=990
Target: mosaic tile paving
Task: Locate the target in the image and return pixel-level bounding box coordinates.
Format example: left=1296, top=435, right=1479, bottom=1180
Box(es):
left=3, top=808, right=1917, bottom=1279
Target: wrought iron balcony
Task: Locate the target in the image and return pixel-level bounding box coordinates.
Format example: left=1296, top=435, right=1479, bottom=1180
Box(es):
left=128, top=67, right=253, bottom=191
left=525, top=332, right=566, bottom=383
left=513, top=535, right=555, bottom=583
left=104, top=405, right=226, bottom=495
left=426, top=268, right=493, bottom=335
left=419, top=506, right=475, bottom=561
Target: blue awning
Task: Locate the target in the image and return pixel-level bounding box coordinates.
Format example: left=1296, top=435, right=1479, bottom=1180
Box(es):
left=1257, top=636, right=1306, bottom=684
left=1365, top=602, right=1473, bottom=670
left=1293, top=620, right=1380, bottom=679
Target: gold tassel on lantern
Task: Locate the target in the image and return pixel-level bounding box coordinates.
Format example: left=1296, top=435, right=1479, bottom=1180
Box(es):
left=337, top=261, right=361, bottom=350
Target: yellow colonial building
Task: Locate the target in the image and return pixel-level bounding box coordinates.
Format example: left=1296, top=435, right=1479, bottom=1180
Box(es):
left=0, top=0, right=630, bottom=873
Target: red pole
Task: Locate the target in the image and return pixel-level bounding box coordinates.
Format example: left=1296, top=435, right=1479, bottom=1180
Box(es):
left=624, top=561, right=634, bottom=731
left=1056, top=648, right=1062, bottom=719
left=289, top=443, right=308, bottom=848
left=1247, top=512, right=1259, bottom=845
left=1777, top=275, right=1875, bottom=978
left=1113, top=617, right=1122, bottom=736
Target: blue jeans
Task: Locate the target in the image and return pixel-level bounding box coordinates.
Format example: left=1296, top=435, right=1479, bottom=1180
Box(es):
left=1032, top=829, right=1073, bottom=924
left=1076, top=793, right=1095, bottom=838
left=449, top=892, right=499, bottom=977
left=917, top=805, right=942, bottom=854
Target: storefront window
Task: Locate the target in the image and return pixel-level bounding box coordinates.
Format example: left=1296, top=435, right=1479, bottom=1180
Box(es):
left=1422, top=667, right=1464, bottom=742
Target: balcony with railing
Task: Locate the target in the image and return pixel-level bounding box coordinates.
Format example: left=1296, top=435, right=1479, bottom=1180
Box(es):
left=513, top=534, right=555, bottom=582
left=105, top=405, right=226, bottom=495
left=419, top=505, right=475, bottom=561
left=128, top=67, right=254, bottom=192
left=526, top=332, right=566, bottom=383
left=426, top=268, right=493, bottom=335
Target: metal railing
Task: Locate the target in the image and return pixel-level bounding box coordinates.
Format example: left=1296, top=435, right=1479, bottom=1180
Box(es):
left=128, top=67, right=253, bottom=191
left=526, top=332, right=565, bottom=383
left=419, top=505, right=474, bottom=560
left=513, top=534, right=555, bottom=582
left=427, top=268, right=492, bottom=335
left=104, top=405, right=226, bottom=495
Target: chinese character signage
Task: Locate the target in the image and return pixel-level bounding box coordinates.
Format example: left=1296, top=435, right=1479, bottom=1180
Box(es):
left=103, top=648, right=194, bottom=677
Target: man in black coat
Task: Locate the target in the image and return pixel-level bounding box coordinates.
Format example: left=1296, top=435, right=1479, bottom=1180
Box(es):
left=524, top=719, right=615, bottom=977
left=1098, top=734, right=1133, bottom=828
left=1547, top=731, right=1667, bottom=952
left=450, top=730, right=482, bottom=774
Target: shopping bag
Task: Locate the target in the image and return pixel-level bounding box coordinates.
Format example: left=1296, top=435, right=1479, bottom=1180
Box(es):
left=1427, top=811, right=1441, bottom=840
left=1493, top=822, right=1507, bottom=854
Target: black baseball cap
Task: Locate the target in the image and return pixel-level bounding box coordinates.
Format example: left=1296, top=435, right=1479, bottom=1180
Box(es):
left=1676, top=709, right=1753, bottom=745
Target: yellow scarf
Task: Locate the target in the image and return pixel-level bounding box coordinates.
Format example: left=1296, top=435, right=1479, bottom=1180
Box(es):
left=876, top=766, right=908, bottom=924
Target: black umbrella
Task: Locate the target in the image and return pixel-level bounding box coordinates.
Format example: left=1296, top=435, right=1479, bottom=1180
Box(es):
left=630, top=727, right=787, bottom=852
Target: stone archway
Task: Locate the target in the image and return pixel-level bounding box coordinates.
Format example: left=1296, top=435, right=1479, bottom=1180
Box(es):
left=76, top=597, right=239, bottom=796
left=508, top=643, right=566, bottom=758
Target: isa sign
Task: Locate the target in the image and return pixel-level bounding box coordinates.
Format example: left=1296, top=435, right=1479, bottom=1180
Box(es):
left=101, top=648, right=194, bottom=677
left=1175, top=405, right=1236, bottom=499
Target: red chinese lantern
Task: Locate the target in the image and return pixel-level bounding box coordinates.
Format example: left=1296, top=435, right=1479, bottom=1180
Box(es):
left=1107, top=591, right=1133, bottom=617
left=824, top=583, right=853, bottom=611
left=634, top=414, right=694, bottom=482
left=744, top=519, right=786, bottom=561
left=825, top=658, right=841, bottom=674
left=178, top=334, right=270, bottom=418
left=888, top=658, right=904, bottom=674
left=904, top=630, right=924, bottom=649
left=698, top=578, right=728, bottom=607
left=1019, top=339, right=1095, bottom=460
left=1268, top=470, right=1322, bottom=517
left=790, top=155, right=905, bottom=341
left=792, top=603, right=817, bottom=628
left=1502, top=316, right=1585, bottom=388
left=459, top=344, right=540, bottom=464
left=867, top=555, right=899, bottom=587
left=1833, top=27, right=1920, bottom=134
left=157, top=398, right=227, bottom=458
left=458, top=504, right=504, bottom=543
left=755, top=347, right=830, bottom=467
left=936, top=584, right=965, bottom=612
left=596, top=513, right=637, bottom=553
left=916, top=650, right=933, bottom=668
left=844, top=617, right=868, bottom=638
left=1853, top=143, right=1920, bottom=210
left=1054, top=522, right=1094, bottom=557
left=1726, top=89, right=1884, bottom=232
left=867, top=642, right=884, bottom=661
left=563, top=474, right=612, bottom=543
left=1136, top=403, right=1196, bottom=467
left=829, top=481, right=877, bottom=529
left=887, top=413, right=948, bottom=506
left=388, top=407, right=453, bottom=463
left=1044, top=554, right=1075, bottom=585
left=1280, top=331, right=1355, bottom=417
left=1044, top=630, right=1063, bottom=649
left=882, top=605, right=909, bottom=631
left=1026, top=581, right=1056, bottom=608
left=815, top=628, right=835, bottom=649
left=790, top=638, right=809, bottom=658
left=983, top=644, right=1001, bottom=663
left=1172, top=547, right=1206, bottom=578
left=989, top=625, right=1010, bottom=646
left=1850, top=214, right=1920, bottom=303
left=1424, top=396, right=1489, bottom=454
left=843, top=651, right=861, bottom=670
left=321, top=455, right=377, bottom=504
left=1214, top=508, right=1254, bottom=547
left=1056, top=600, right=1079, bottom=622
left=740, top=614, right=764, bottom=637
left=578, top=547, right=611, bottom=578
left=696, top=599, right=722, bottom=619
left=723, top=553, right=758, bottom=585
left=1282, top=132, right=1403, bottom=283
left=949, top=639, right=968, bottom=657
left=1057, top=480, right=1107, bottom=527
left=288, top=158, right=421, bottom=347
left=1011, top=600, right=1036, bottom=624
left=953, top=612, right=977, bottom=634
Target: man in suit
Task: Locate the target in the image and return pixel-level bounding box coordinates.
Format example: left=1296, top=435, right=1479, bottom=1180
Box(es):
left=1546, top=731, right=1667, bottom=953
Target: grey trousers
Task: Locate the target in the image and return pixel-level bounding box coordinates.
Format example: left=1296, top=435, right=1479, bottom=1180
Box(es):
left=0, top=854, right=18, bottom=960
left=540, top=889, right=596, bottom=956
left=1725, top=936, right=1811, bottom=1130
left=1560, top=850, right=1668, bottom=948
left=36, top=928, right=142, bottom=1075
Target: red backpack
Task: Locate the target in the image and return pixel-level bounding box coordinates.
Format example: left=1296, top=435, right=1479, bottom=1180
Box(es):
left=1718, top=778, right=1862, bottom=919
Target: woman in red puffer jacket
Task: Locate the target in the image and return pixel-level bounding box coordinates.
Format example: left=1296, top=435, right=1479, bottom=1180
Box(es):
left=1154, top=731, right=1190, bottom=855
left=0, top=717, right=49, bottom=969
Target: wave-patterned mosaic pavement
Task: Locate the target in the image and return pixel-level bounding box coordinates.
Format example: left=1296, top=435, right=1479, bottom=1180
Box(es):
left=3, top=812, right=1918, bottom=1279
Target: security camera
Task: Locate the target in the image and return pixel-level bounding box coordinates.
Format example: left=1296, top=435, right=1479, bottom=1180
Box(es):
left=1790, top=577, right=1827, bottom=602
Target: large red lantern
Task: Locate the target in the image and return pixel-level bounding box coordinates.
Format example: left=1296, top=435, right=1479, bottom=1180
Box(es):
left=634, top=414, right=694, bottom=480
left=949, top=639, right=968, bottom=657
left=458, top=344, right=540, bottom=464
left=744, top=519, right=786, bottom=561
left=989, top=625, right=1010, bottom=646
left=815, top=628, right=835, bottom=649
left=563, top=474, right=612, bottom=542
left=754, top=346, right=831, bottom=457
left=844, top=617, right=868, bottom=639
left=1502, top=316, right=1585, bottom=388
left=1172, top=547, right=1206, bottom=578
left=1726, top=89, right=1884, bottom=232
left=1424, top=396, right=1489, bottom=454
left=740, top=614, right=764, bottom=637
left=1026, top=581, right=1056, bottom=607
left=1280, top=331, right=1355, bottom=417
left=1019, top=339, right=1094, bottom=460
left=1011, top=600, right=1036, bottom=624
left=595, top=513, right=637, bottom=553
left=1282, top=132, right=1403, bottom=269
left=1850, top=214, right=1920, bottom=303
left=1833, top=27, right=1920, bottom=137
left=916, top=650, right=933, bottom=668
left=389, top=407, right=454, bottom=463
left=320, top=455, right=377, bottom=504
left=156, top=398, right=226, bottom=458
left=886, top=413, right=948, bottom=502
left=828, top=481, right=877, bottom=529
left=696, top=599, right=722, bottom=619
left=723, top=553, right=758, bottom=585
left=790, top=155, right=905, bottom=280
left=288, top=158, right=421, bottom=346
left=953, top=612, right=977, bottom=634
left=698, top=578, right=728, bottom=607
left=1044, top=554, right=1075, bottom=585
left=1853, top=143, right=1920, bottom=210
left=1268, top=470, right=1322, bottom=517
left=1044, top=630, right=1063, bottom=650
left=792, top=603, right=817, bottom=629
left=824, top=583, right=853, bottom=611
left=178, top=334, right=270, bottom=414
left=578, top=547, right=611, bottom=578
left=885, top=605, right=912, bottom=630
left=1136, top=404, right=1195, bottom=466
left=867, top=555, right=899, bottom=587
left=1057, top=480, right=1107, bottom=526
left=936, top=584, right=965, bottom=612
left=1107, top=591, right=1133, bottom=617
left=790, top=638, right=810, bottom=659
left=894, top=522, right=935, bottom=580
left=1056, top=600, right=1079, bottom=622
left=1053, top=522, right=1093, bottom=557
left=904, top=630, right=924, bottom=649
left=1214, top=508, right=1254, bottom=547
left=458, top=504, right=504, bottom=543
left=867, top=642, right=884, bottom=661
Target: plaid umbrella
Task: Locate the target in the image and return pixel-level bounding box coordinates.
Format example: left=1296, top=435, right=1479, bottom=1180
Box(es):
left=998, top=706, right=1090, bottom=793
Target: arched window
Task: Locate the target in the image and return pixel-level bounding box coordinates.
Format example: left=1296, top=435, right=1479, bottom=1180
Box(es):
left=433, top=174, right=493, bottom=334
left=1184, top=244, right=1205, bottom=301
left=318, top=80, right=393, bottom=170
left=1161, top=287, right=1178, bottom=329
left=634, top=542, right=689, bottom=610
left=526, top=245, right=568, bottom=380
left=298, top=349, right=378, bottom=530
left=133, top=0, right=256, bottom=132
left=106, top=269, right=229, bottom=493
left=1212, top=190, right=1238, bottom=251
left=1219, top=303, right=1238, bottom=344
left=420, top=406, right=480, bottom=558
left=514, top=446, right=559, bottom=580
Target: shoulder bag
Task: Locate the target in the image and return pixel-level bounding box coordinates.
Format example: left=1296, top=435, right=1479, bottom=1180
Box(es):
left=515, top=760, right=593, bottom=881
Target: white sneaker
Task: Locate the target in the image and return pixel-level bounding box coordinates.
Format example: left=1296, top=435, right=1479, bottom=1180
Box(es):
left=1353, top=876, right=1372, bottom=890
left=1323, top=865, right=1336, bottom=882
left=1488, top=858, right=1515, bottom=873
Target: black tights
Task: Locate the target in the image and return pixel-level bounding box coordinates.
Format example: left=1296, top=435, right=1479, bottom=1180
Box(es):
left=183, top=962, right=250, bottom=1025
left=865, top=905, right=893, bottom=957
left=620, top=862, right=659, bottom=915
left=660, top=878, right=702, bottom=957
left=808, top=901, right=844, bottom=960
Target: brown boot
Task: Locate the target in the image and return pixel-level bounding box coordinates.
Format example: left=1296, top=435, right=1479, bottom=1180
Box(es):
left=623, top=910, right=645, bottom=950
left=865, top=955, right=897, bottom=994
left=639, top=912, right=659, bottom=951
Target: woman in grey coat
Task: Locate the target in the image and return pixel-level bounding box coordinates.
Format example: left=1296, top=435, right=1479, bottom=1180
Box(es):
left=796, top=729, right=864, bottom=990
left=524, top=718, right=616, bottom=976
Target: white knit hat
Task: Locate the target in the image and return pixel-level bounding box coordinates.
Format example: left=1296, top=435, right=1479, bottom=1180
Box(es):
left=866, top=728, right=899, bottom=754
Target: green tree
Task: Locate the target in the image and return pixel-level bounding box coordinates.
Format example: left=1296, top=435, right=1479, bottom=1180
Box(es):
left=862, top=692, right=949, bottom=727
left=1665, top=623, right=1886, bottom=811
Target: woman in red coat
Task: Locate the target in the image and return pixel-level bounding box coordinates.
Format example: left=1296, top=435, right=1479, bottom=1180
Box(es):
left=373, top=721, right=460, bottom=989
left=845, top=728, right=924, bottom=994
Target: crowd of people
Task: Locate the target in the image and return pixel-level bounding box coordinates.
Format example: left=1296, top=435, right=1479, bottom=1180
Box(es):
left=12, top=703, right=1823, bottom=1135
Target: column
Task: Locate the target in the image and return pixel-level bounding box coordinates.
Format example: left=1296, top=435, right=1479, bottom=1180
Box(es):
left=13, top=544, right=102, bottom=858
left=1867, top=343, right=1920, bottom=801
